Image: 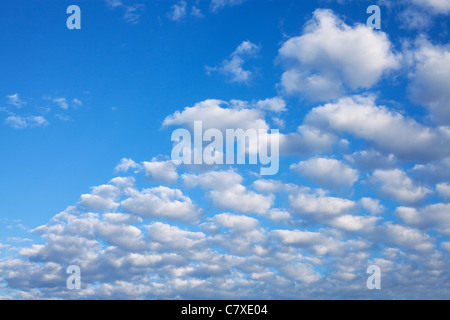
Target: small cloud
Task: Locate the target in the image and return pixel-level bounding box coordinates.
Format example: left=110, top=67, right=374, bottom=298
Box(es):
left=105, top=0, right=123, bottom=8
left=168, top=1, right=187, bottom=21
left=255, top=97, right=286, bottom=113
left=45, top=97, right=69, bottom=110
left=210, top=0, right=247, bottom=12
left=105, top=0, right=145, bottom=24
left=73, top=98, right=82, bottom=107
left=55, top=114, right=72, bottom=122
left=115, top=158, right=141, bottom=173
left=207, top=41, right=261, bottom=84
left=191, top=6, right=204, bottom=18
left=6, top=94, right=26, bottom=108
left=4, top=115, right=49, bottom=129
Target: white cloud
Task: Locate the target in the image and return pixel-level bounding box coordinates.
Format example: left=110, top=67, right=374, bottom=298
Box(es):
left=183, top=170, right=273, bottom=214
left=370, top=169, right=432, bottom=205
left=168, top=1, right=187, bottom=21
left=209, top=214, right=267, bottom=256
left=114, top=158, right=140, bottom=173
left=121, top=187, right=202, bottom=223
left=214, top=213, right=259, bottom=232
left=79, top=184, right=121, bottom=212
left=52, top=97, right=69, bottom=110
left=291, top=157, right=359, bottom=189
left=359, top=198, right=385, bottom=215
left=163, top=99, right=268, bottom=131
left=442, top=242, right=450, bottom=252
left=191, top=6, right=203, bottom=18
left=209, top=184, right=273, bottom=214
left=288, top=186, right=379, bottom=232
left=207, top=41, right=260, bottom=84
left=279, top=126, right=337, bottom=156
left=273, top=229, right=343, bottom=255
left=411, top=0, right=450, bottom=13
left=6, top=94, right=26, bottom=108
left=278, top=9, right=399, bottom=101
left=330, top=215, right=380, bottom=232
left=305, top=95, right=450, bottom=161
left=103, top=213, right=142, bottom=225
left=279, top=263, right=321, bottom=284
left=289, top=189, right=357, bottom=222
left=408, top=40, right=450, bottom=125
left=396, top=203, right=450, bottom=235
left=345, top=150, right=397, bottom=171
left=147, top=222, right=206, bottom=250
left=105, top=0, right=145, bottom=24
left=143, top=160, right=178, bottom=184
left=210, top=0, right=247, bottom=12
left=265, top=209, right=294, bottom=225
left=255, top=97, right=286, bottom=113
left=4, top=115, right=48, bottom=129
left=384, top=223, right=435, bottom=252
left=4, top=86, right=450, bottom=299
left=183, top=170, right=243, bottom=190
left=436, top=183, right=450, bottom=200
left=95, top=222, right=146, bottom=251
left=73, top=98, right=82, bottom=107
left=398, top=8, right=433, bottom=30
left=412, top=157, right=450, bottom=183
left=252, top=179, right=285, bottom=194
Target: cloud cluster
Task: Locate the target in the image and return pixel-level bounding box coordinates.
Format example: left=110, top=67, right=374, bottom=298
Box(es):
left=207, top=41, right=261, bottom=84
left=2, top=6, right=450, bottom=300
left=210, top=0, right=247, bottom=12
left=411, top=0, right=450, bottom=13
left=278, top=9, right=400, bottom=101
left=1, top=93, right=82, bottom=129
left=408, top=40, right=450, bottom=125
left=105, top=0, right=145, bottom=24
left=305, top=95, right=450, bottom=161
left=291, top=157, right=359, bottom=189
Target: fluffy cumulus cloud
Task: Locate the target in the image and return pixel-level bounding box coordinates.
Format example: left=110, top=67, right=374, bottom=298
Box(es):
left=79, top=184, right=121, bottom=212
left=3, top=88, right=449, bottom=298
left=142, top=160, right=179, bottom=184
left=291, top=157, right=359, bottom=189
left=370, top=169, right=432, bottom=205
left=408, top=40, right=450, bottom=125
left=207, top=41, right=261, bottom=84
left=2, top=153, right=450, bottom=299
left=396, top=204, right=450, bottom=235
left=411, top=0, right=450, bottom=13
left=163, top=99, right=269, bottom=131
left=436, top=183, right=450, bottom=200
left=183, top=170, right=274, bottom=214
left=278, top=9, right=399, bottom=101
left=121, top=186, right=203, bottom=224
left=305, top=95, right=450, bottom=161
left=289, top=188, right=358, bottom=223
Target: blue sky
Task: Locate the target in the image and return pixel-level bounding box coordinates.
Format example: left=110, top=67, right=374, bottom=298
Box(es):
left=0, top=0, right=450, bottom=299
